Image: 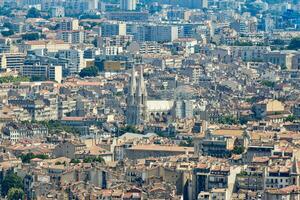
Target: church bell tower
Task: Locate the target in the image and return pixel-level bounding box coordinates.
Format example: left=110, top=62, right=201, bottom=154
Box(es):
left=126, top=65, right=147, bottom=125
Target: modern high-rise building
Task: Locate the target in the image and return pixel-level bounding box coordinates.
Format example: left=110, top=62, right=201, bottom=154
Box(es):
left=59, top=18, right=79, bottom=31
left=189, top=0, right=208, bottom=9
left=21, top=64, right=63, bottom=83
left=120, top=0, right=137, bottom=11
left=137, top=25, right=178, bottom=43
left=57, top=49, right=85, bottom=74
left=101, top=23, right=127, bottom=37
left=0, top=53, right=26, bottom=71
left=50, top=7, right=65, bottom=18
left=57, top=30, right=85, bottom=44
left=88, top=0, right=99, bottom=10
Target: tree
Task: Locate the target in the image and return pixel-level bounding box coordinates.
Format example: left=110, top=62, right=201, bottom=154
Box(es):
left=70, top=159, right=80, bottom=164
left=1, top=30, right=14, bottom=37
left=7, top=188, right=25, bottom=200
left=92, top=38, right=98, bottom=47
left=232, top=146, right=245, bottom=155
left=83, top=156, right=105, bottom=163
left=3, top=22, right=13, bottom=29
left=30, top=75, right=46, bottom=82
left=26, top=7, right=41, bottom=18
left=285, top=115, right=296, bottom=122
left=218, top=115, right=239, bottom=125
left=0, top=76, right=30, bottom=83
left=272, top=39, right=285, bottom=45
left=115, top=91, right=123, bottom=96
left=179, top=138, right=193, bottom=147
left=36, top=120, right=81, bottom=135
left=261, top=80, right=276, bottom=88
left=0, top=6, right=13, bottom=17
left=233, top=41, right=254, bottom=46
left=120, top=125, right=139, bottom=133
left=22, top=33, right=40, bottom=41
left=79, top=66, right=98, bottom=78
left=1, top=173, right=23, bottom=196
left=19, top=153, right=49, bottom=163
left=79, top=14, right=101, bottom=19
left=287, top=37, right=300, bottom=50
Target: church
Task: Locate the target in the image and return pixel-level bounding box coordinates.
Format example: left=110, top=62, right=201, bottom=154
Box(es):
left=126, top=66, right=175, bottom=125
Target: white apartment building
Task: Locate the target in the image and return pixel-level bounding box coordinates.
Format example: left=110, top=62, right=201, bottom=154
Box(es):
left=101, top=46, right=123, bottom=56
left=22, top=40, right=71, bottom=53
left=101, top=23, right=127, bottom=37
left=58, top=49, right=86, bottom=74
left=137, top=25, right=179, bottom=42
left=264, top=50, right=298, bottom=70
left=21, top=65, right=63, bottom=83
left=59, top=18, right=79, bottom=31
left=0, top=53, right=26, bottom=71
left=231, top=46, right=271, bottom=62
left=50, top=6, right=65, bottom=17
left=57, top=30, right=85, bottom=44
left=120, top=0, right=136, bottom=10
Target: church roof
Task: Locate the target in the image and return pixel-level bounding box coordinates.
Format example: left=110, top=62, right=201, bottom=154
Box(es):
left=118, top=132, right=157, bottom=140
left=146, top=100, right=174, bottom=112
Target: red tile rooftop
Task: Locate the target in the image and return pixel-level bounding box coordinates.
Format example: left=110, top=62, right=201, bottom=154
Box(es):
left=76, top=82, right=104, bottom=86
left=197, top=163, right=209, bottom=169
left=231, top=154, right=242, bottom=160
left=128, top=145, right=194, bottom=152
left=266, top=185, right=300, bottom=194
left=61, top=116, right=84, bottom=121
left=25, top=40, right=67, bottom=45
left=31, top=158, right=43, bottom=162
left=173, top=38, right=197, bottom=42
left=252, top=156, right=270, bottom=163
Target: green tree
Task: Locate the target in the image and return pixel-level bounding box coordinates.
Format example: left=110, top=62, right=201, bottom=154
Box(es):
left=272, top=39, right=285, bottom=45
left=92, top=38, right=98, bottom=47
left=22, top=32, right=40, bottom=41
left=1, top=30, right=14, bottom=37
left=179, top=138, right=193, bottom=147
left=30, top=75, right=46, bottom=82
left=287, top=37, right=300, bottom=50
left=26, top=7, right=41, bottom=18
left=218, top=115, right=239, bottom=125
left=36, top=120, right=81, bottom=135
left=0, top=6, right=13, bottom=17
left=233, top=41, right=254, bottom=46
left=19, top=153, right=49, bottom=163
left=120, top=125, right=139, bottom=133
left=0, top=76, right=30, bottom=83
left=70, top=159, right=80, bottom=164
left=261, top=80, right=276, bottom=88
left=19, top=153, right=35, bottom=163
left=7, top=188, right=25, bottom=200
left=3, top=22, right=13, bottom=29
left=1, top=173, right=23, bottom=196
left=232, top=146, right=245, bottom=155
left=285, top=115, right=296, bottom=122
left=115, top=91, right=123, bottom=96
left=79, top=14, right=101, bottom=19
left=83, top=156, right=105, bottom=163
left=79, top=66, right=98, bottom=78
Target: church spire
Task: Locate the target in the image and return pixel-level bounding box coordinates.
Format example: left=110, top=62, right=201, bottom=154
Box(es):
left=126, top=65, right=147, bottom=125
left=130, top=65, right=136, bottom=97
left=137, top=65, right=147, bottom=101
